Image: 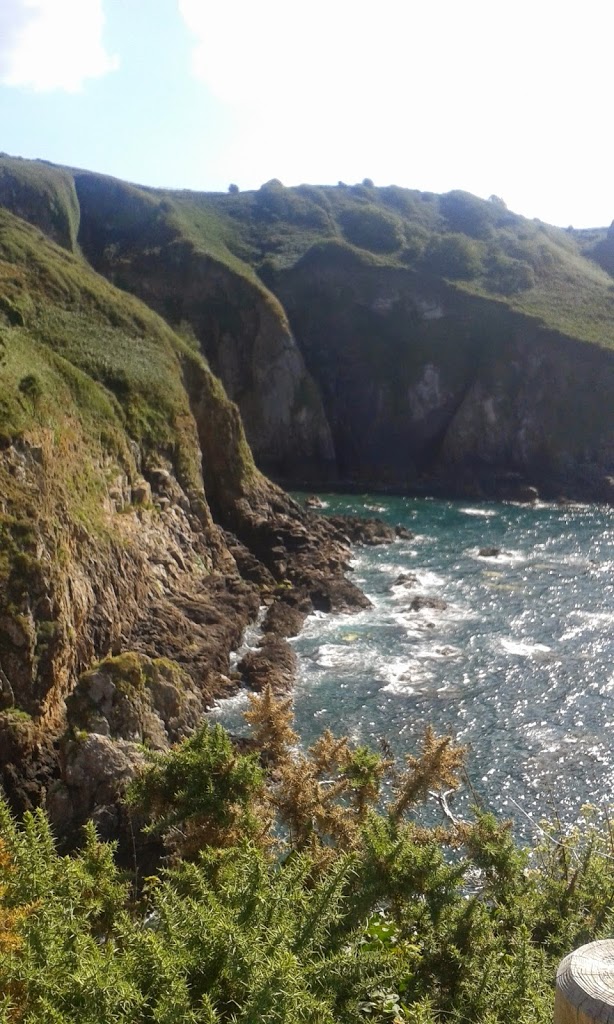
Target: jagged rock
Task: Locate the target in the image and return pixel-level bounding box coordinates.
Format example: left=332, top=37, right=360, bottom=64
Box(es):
left=149, top=467, right=172, bottom=491
left=222, top=530, right=276, bottom=588
left=600, top=476, right=614, bottom=504
left=0, top=664, right=15, bottom=710
left=479, top=546, right=501, bottom=558
left=327, top=515, right=413, bottom=546
left=66, top=652, right=207, bottom=749
left=409, top=595, right=448, bottom=612
left=263, top=591, right=312, bottom=638
left=132, top=479, right=152, bottom=505
left=395, top=525, right=414, bottom=540
left=48, top=733, right=144, bottom=840
left=309, top=576, right=371, bottom=613
left=238, top=636, right=298, bottom=692
left=393, top=573, right=419, bottom=588
left=516, top=485, right=540, bottom=503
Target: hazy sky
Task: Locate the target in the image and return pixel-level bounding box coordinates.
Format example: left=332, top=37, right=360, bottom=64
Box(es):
left=0, top=0, right=611, bottom=228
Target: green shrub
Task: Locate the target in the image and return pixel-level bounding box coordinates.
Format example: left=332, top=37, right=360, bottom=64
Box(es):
left=18, top=374, right=42, bottom=402
left=255, top=179, right=332, bottom=230
left=339, top=205, right=404, bottom=253
left=440, top=190, right=512, bottom=239
left=422, top=232, right=483, bottom=279
left=486, top=252, right=536, bottom=294
left=2, top=703, right=614, bottom=1023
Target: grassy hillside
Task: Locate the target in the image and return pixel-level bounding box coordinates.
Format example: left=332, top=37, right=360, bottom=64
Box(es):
left=2, top=154, right=614, bottom=504
left=0, top=186, right=269, bottom=467
left=0, top=198, right=261, bottom=600
left=203, top=180, right=614, bottom=348
left=2, top=154, right=614, bottom=349
left=0, top=206, right=209, bottom=485
left=0, top=155, right=80, bottom=252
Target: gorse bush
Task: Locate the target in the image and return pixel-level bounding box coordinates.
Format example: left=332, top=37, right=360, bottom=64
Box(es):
left=339, top=205, right=405, bottom=254
left=422, top=232, right=483, bottom=280
left=2, top=689, right=614, bottom=1022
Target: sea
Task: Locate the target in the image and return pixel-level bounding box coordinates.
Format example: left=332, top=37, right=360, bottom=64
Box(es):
left=209, top=494, right=614, bottom=839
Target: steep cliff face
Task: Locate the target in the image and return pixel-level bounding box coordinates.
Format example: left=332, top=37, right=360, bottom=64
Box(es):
left=272, top=245, right=614, bottom=499
left=73, top=172, right=336, bottom=481
left=4, top=156, right=613, bottom=500
left=0, top=157, right=80, bottom=252
left=3, top=154, right=614, bottom=843
left=0, top=202, right=363, bottom=839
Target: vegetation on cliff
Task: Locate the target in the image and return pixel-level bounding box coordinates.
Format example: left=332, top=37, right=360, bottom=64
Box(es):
left=4, top=153, right=614, bottom=353
left=2, top=155, right=614, bottom=1019
left=1, top=692, right=614, bottom=1023
left=0, top=169, right=368, bottom=842
left=3, top=153, right=614, bottom=498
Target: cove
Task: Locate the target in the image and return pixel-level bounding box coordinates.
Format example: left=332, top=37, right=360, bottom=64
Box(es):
left=211, top=495, right=614, bottom=835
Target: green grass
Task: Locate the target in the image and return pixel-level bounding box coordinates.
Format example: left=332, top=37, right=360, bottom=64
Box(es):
left=200, top=182, right=614, bottom=349
left=0, top=199, right=257, bottom=555
left=0, top=154, right=80, bottom=251
left=5, top=155, right=614, bottom=350
left=0, top=206, right=198, bottom=452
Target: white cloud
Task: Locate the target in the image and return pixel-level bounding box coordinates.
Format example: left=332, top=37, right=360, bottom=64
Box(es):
left=0, top=0, right=118, bottom=93
left=178, top=0, right=614, bottom=226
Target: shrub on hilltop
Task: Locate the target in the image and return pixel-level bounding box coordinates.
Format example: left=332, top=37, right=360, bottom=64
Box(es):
left=339, top=204, right=405, bottom=253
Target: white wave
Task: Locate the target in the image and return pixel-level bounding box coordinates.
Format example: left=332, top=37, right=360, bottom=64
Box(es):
left=410, top=569, right=447, bottom=588
left=500, top=638, right=552, bottom=657
left=373, top=567, right=448, bottom=604
left=459, top=507, right=498, bottom=518
left=572, top=610, right=614, bottom=623
left=559, top=610, right=614, bottom=641
left=381, top=679, right=417, bottom=695
left=414, top=644, right=463, bottom=660
left=311, top=644, right=348, bottom=668
left=208, top=689, right=250, bottom=715
left=390, top=610, right=436, bottom=636
left=379, top=654, right=436, bottom=694
left=309, top=642, right=382, bottom=673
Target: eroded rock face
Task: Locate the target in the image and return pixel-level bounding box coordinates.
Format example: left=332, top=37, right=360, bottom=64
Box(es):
left=75, top=173, right=336, bottom=483
left=0, top=430, right=369, bottom=838
left=272, top=255, right=614, bottom=501
left=238, top=637, right=298, bottom=693
left=326, top=516, right=414, bottom=546
left=0, top=187, right=375, bottom=847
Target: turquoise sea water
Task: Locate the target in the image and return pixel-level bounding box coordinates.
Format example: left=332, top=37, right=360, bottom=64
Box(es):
left=211, top=496, right=614, bottom=833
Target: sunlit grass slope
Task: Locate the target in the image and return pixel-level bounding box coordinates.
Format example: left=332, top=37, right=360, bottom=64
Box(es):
left=203, top=180, right=614, bottom=348
left=0, top=203, right=256, bottom=531
left=2, top=153, right=614, bottom=350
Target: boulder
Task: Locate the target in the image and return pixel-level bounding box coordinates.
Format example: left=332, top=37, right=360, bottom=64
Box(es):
left=409, top=595, right=448, bottom=612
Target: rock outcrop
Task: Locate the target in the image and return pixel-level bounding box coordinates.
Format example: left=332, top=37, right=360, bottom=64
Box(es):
left=273, top=251, right=614, bottom=502
left=0, top=203, right=365, bottom=843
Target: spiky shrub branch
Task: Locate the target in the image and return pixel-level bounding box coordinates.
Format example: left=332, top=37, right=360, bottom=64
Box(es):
left=2, top=693, right=614, bottom=1021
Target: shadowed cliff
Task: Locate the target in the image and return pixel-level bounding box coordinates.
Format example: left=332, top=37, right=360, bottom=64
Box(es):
left=3, top=154, right=614, bottom=500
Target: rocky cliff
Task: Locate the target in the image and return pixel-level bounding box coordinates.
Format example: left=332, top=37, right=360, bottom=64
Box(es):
left=0, top=189, right=364, bottom=844
left=2, top=154, right=614, bottom=840
left=3, top=156, right=614, bottom=501
left=73, top=171, right=336, bottom=482
left=273, top=245, right=614, bottom=500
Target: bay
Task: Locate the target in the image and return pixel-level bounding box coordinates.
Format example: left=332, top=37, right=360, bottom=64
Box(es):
left=211, top=495, right=614, bottom=835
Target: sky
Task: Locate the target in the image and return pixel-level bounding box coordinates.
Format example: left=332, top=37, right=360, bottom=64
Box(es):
left=0, top=0, right=612, bottom=228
